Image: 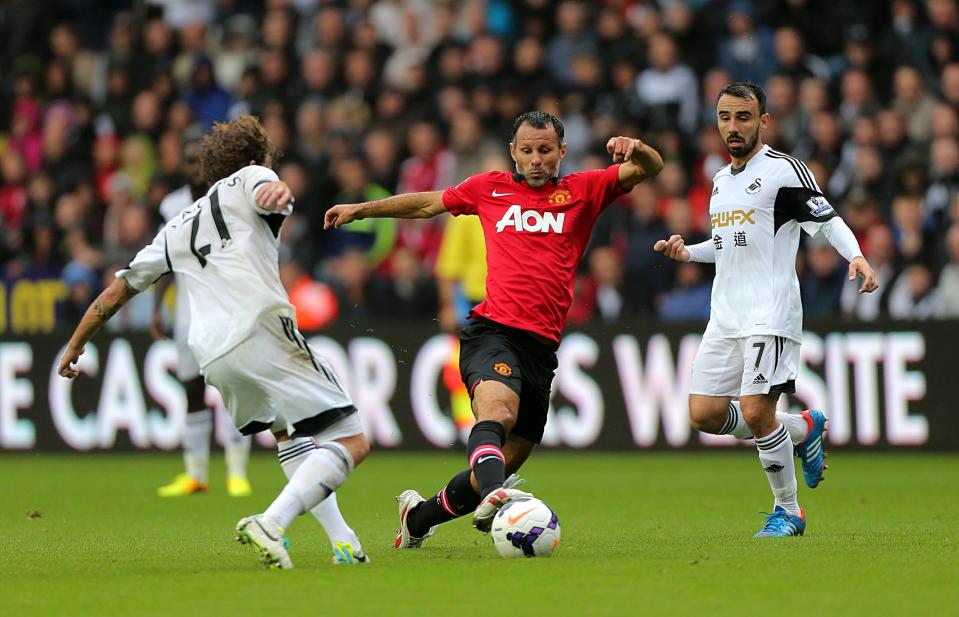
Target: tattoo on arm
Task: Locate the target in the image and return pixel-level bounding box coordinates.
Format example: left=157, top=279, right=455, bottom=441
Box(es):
left=92, top=300, right=120, bottom=320
left=92, top=279, right=139, bottom=321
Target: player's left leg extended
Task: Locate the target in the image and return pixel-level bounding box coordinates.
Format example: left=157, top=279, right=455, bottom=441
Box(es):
left=400, top=432, right=535, bottom=546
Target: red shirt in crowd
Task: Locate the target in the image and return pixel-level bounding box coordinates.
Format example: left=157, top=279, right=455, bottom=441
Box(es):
left=442, top=165, right=628, bottom=342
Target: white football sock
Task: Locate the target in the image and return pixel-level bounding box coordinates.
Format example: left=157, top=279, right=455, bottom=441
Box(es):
left=721, top=402, right=810, bottom=444
left=277, top=438, right=361, bottom=550
left=183, top=409, right=212, bottom=483
left=224, top=423, right=251, bottom=479
left=264, top=441, right=354, bottom=530
left=775, top=410, right=810, bottom=445
left=755, top=423, right=800, bottom=516
left=720, top=401, right=753, bottom=440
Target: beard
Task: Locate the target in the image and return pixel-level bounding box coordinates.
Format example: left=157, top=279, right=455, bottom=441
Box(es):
left=725, top=128, right=760, bottom=158
left=517, top=163, right=555, bottom=187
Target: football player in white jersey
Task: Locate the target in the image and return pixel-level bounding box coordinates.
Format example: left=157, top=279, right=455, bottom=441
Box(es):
left=655, top=82, right=878, bottom=537
left=152, top=137, right=254, bottom=499
left=58, top=116, right=370, bottom=568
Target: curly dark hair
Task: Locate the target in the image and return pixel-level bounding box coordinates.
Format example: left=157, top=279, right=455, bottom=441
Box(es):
left=198, top=114, right=277, bottom=185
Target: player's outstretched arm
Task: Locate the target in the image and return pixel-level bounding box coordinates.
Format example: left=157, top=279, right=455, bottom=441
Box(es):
left=608, top=136, right=664, bottom=189
left=58, top=277, right=141, bottom=378
left=324, top=191, right=447, bottom=229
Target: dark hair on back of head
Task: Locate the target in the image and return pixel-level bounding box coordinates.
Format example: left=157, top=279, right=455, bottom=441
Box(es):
left=511, top=110, right=565, bottom=144
left=718, top=81, right=767, bottom=115
left=198, top=114, right=277, bottom=185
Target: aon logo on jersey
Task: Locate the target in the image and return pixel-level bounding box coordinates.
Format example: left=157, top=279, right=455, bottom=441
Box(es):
left=495, top=204, right=566, bottom=233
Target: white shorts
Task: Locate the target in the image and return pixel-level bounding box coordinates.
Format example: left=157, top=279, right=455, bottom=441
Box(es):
left=689, top=335, right=799, bottom=397
left=202, top=311, right=361, bottom=439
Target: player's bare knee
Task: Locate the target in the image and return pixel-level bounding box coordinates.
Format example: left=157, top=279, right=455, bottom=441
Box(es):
left=471, top=380, right=519, bottom=432
left=474, top=400, right=517, bottom=432
left=688, top=395, right=727, bottom=433
left=739, top=396, right=776, bottom=434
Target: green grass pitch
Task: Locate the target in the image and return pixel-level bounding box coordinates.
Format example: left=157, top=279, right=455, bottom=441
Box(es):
left=2, top=452, right=957, bottom=616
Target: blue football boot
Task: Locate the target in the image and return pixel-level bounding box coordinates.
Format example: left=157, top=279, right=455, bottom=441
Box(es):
left=754, top=506, right=806, bottom=538
left=795, top=409, right=828, bottom=488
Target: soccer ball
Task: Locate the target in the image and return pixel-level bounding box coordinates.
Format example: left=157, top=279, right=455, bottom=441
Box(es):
left=491, top=497, right=561, bottom=558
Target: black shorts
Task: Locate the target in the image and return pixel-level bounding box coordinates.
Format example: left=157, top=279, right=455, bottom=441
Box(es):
left=458, top=317, right=559, bottom=444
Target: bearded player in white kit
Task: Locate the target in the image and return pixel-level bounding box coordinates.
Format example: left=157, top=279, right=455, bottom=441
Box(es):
left=656, top=81, right=878, bottom=537
left=59, top=115, right=369, bottom=568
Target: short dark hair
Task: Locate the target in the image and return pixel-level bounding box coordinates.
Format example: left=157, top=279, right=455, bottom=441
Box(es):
left=718, top=81, right=767, bottom=115
left=511, top=111, right=565, bottom=144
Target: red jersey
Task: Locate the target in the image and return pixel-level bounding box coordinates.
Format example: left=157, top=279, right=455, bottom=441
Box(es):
left=442, top=165, right=628, bottom=342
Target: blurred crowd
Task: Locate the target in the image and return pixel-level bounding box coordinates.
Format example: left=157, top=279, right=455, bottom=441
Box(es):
left=2, top=0, right=959, bottom=334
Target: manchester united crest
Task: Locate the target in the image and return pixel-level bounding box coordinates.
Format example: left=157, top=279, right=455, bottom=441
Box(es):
left=493, top=362, right=512, bottom=377
left=547, top=189, right=572, bottom=206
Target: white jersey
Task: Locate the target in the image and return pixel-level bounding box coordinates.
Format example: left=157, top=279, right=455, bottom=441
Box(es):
left=118, top=165, right=293, bottom=368
left=691, top=145, right=862, bottom=343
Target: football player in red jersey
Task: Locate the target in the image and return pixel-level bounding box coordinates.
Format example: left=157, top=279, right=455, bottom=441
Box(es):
left=325, top=111, right=663, bottom=548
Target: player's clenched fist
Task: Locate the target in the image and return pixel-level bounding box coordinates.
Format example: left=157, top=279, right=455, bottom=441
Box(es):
left=255, top=181, right=293, bottom=211
left=324, top=204, right=363, bottom=229
left=606, top=136, right=641, bottom=163
left=58, top=345, right=84, bottom=379
left=653, top=234, right=691, bottom=262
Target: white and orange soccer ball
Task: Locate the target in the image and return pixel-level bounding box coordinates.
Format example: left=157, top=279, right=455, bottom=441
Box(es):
left=491, top=497, right=561, bottom=558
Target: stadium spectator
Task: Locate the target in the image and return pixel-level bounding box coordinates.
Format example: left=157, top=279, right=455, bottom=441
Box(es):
left=838, top=69, right=880, bottom=132
left=369, top=246, right=438, bottom=320
left=936, top=224, right=959, bottom=317
left=889, top=262, right=939, bottom=319
left=658, top=262, right=711, bottom=323
left=621, top=183, right=669, bottom=317
left=214, top=15, right=258, bottom=92
left=764, top=73, right=802, bottom=150
left=842, top=224, right=899, bottom=321
left=802, top=236, right=848, bottom=318
left=319, top=156, right=396, bottom=270
left=891, top=194, right=937, bottom=266
left=546, top=0, right=597, bottom=88
left=718, top=1, right=775, bottom=87
left=772, top=26, right=830, bottom=83
left=925, top=136, right=959, bottom=225
left=579, top=245, right=627, bottom=324
left=892, top=65, right=938, bottom=144
left=636, top=32, right=699, bottom=135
